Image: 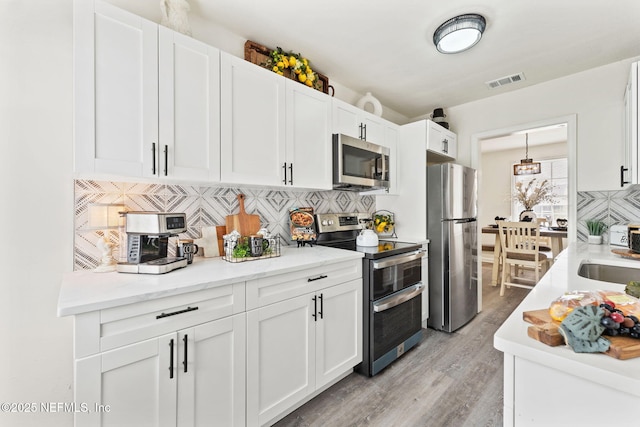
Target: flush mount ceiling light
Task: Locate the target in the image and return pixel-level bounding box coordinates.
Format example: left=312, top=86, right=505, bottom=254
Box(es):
left=433, top=13, right=486, bottom=54
left=513, top=133, right=541, bottom=175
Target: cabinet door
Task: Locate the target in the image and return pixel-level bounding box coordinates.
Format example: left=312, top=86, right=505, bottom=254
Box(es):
left=426, top=120, right=456, bottom=160
left=332, top=99, right=362, bottom=139
left=315, top=280, right=362, bottom=389
left=159, top=27, right=221, bottom=182
left=74, top=0, right=158, bottom=177
left=75, top=334, right=177, bottom=427
left=361, top=115, right=386, bottom=145
left=285, top=80, right=332, bottom=189
left=220, top=52, right=286, bottom=186
left=246, top=295, right=315, bottom=426
left=623, top=62, right=638, bottom=187
left=177, top=314, right=246, bottom=427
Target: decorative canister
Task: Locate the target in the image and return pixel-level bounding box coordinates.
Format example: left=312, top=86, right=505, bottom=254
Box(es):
left=631, top=230, right=640, bottom=253
left=628, top=224, right=640, bottom=249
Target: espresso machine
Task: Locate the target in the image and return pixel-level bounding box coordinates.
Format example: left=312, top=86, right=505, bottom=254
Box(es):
left=116, top=212, right=189, bottom=274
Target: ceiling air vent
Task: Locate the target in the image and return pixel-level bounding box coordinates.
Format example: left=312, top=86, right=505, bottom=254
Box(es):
left=485, top=72, right=526, bottom=89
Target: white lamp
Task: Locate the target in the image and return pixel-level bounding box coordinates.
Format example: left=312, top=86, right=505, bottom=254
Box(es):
left=88, top=204, right=125, bottom=272
left=433, top=14, right=486, bottom=54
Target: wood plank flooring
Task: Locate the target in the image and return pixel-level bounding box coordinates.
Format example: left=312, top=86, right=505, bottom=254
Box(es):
left=274, top=264, right=530, bottom=427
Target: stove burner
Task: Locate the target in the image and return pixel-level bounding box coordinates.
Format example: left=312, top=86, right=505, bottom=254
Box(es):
left=314, top=212, right=420, bottom=259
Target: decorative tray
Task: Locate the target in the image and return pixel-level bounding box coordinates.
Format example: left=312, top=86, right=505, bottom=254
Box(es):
left=244, top=40, right=331, bottom=94
left=222, top=236, right=281, bottom=263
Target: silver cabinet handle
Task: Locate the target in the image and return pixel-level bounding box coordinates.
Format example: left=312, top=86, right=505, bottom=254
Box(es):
left=373, top=283, right=424, bottom=312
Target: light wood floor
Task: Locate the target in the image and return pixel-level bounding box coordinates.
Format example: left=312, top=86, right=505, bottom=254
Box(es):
left=274, top=263, right=530, bottom=427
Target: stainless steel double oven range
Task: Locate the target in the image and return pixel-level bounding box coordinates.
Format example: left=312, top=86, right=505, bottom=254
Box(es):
left=315, top=212, right=424, bottom=376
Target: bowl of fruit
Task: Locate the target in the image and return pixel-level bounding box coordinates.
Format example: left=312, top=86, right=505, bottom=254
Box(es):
left=373, top=211, right=395, bottom=236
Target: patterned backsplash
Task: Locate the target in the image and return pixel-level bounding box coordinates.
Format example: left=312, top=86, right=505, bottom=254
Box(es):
left=74, top=180, right=375, bottom=270
left=577, top=189, right=640, bottom=243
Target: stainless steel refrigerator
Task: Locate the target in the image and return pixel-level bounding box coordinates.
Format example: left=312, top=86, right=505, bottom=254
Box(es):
left=427, top=163, right=478, bottom=332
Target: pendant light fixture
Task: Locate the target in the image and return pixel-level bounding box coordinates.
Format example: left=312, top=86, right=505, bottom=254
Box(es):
left=433, top=14, right=486, bottom=54
left=513, top=133, right=541, bottom=175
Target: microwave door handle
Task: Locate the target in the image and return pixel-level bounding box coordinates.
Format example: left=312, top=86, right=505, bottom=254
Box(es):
left=373, top=283, right=424, bottom=313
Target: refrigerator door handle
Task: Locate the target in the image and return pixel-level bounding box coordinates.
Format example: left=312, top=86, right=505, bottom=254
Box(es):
left=441, top=218, right=477, bottom=223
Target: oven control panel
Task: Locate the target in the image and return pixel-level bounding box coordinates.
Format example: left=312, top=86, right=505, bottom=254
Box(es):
left=316, top=212, right=370, bottom=233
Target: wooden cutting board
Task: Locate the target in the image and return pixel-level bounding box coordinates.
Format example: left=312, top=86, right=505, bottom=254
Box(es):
left=523, top=309, right=640, bottom=360
left=225, top=193, right=261, bottom=237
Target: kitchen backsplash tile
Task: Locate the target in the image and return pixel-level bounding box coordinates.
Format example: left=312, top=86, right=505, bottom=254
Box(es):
left=577, top=189, right=640, bottom=242
left=74, top=180, right=375, bottom=270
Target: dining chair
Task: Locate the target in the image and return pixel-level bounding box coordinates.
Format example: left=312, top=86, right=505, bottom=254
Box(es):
left=497, top=221, right=550, bottom=296
left=535, top=217, right=553, bottom=250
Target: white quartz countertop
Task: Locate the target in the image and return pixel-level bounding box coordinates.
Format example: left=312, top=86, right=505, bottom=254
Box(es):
left=58, top=246, right=363, bottom=317
left=494, top=242, right=640, bottom=397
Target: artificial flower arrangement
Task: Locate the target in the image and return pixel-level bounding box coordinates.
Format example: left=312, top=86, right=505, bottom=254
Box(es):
left=513, top=178, right=556, bottom=210
left=266, top=47, right=320, bottom=90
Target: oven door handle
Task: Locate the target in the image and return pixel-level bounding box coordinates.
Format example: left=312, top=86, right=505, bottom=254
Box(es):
left=372, top=250, right=423, bottom=270
left=373, top=283, right=424, bottom=313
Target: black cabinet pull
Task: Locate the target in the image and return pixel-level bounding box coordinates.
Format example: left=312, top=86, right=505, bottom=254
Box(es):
left=156, top=306, right=199, bottom=319
left=152, top=143, right=157, bottom=175
left=308, top=274, right=328, bottom=282
left=621, top=165, right=630, bottom=187
left=163, top=145, right=168, bottom=176
left=312, top=295, right=317, bottom=321
left=169, top=339, right=174, bottom=379
left=283, top=162, right=287, bottom=184
left=363, top=124, right=367, bottom=141
left=288, top=163, right=293, bottom=185
left=442, top=139, right=448, bottom=154
left=183, top=334, right=188, bottom=373
left=318, top=293, right=323, bottom=319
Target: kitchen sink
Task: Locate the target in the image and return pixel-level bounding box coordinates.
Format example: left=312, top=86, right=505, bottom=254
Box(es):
left=577, top=262, right=640, bottom=285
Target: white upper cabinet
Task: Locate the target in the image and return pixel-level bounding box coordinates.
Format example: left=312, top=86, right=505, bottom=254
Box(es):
left=220, top=52, right=286, bottom=186
left=425, top=119, right=457, bottom=161
left=622, top=61, right=638, bottom=188
left=332, top=98, right=386, bottom=144
left=158, top=27, right=221, bottom=182
left=220, top=53, right=332, bottom=189
left=284, top=80, right=332, bottom=189
left=75, top=0, right=158, bottom=177
left=74, top=0, right=220, bottom=181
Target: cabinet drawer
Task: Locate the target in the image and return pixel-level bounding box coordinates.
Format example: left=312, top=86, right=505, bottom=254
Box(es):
left=246, top=259, right=362, bottom=309
left=74, top=283, right=245, bottom=358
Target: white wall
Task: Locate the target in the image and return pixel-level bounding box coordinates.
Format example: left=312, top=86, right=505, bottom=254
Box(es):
left=447, top=57, right=639, bottom=192
left=479, top=142, right=567, bottom=245
left=0, top=1, right=74, bottom=426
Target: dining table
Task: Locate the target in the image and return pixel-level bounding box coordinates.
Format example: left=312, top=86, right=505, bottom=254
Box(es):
left=481, top=225, right=568, bottom=286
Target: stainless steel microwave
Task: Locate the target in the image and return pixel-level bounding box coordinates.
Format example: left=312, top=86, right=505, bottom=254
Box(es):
left=333, top=134, right=390, bottom=191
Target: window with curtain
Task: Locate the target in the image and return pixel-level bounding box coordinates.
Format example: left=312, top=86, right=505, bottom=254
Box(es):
left=512, top=158, right=568, bottom=225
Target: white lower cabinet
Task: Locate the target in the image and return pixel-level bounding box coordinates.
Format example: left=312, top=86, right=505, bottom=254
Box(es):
left=76, top=334, right=176, bottom=427
left=71, top=260, right=362, bottom=427
left=75, top=314, right=245, bottom=427
left=246, top=279, right=362, bottom=426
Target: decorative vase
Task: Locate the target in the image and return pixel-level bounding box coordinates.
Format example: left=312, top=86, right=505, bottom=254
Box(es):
left=588, top=235, right=603, bottom=245
left=519, top=209, right=537, bottom=222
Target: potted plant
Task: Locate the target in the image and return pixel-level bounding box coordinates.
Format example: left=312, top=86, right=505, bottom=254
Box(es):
left=586, top=219, right=607, bottom=244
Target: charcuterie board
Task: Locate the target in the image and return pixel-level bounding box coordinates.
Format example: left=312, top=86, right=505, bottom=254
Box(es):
left=611, top=249, right=640, bottom=260
left=523, top=309, right=640, bottom=360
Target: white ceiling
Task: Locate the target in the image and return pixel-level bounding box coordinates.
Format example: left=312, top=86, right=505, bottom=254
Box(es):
left=109, top=0, right=640, bottom=120
left=480, top=124, right=567, bottom=153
